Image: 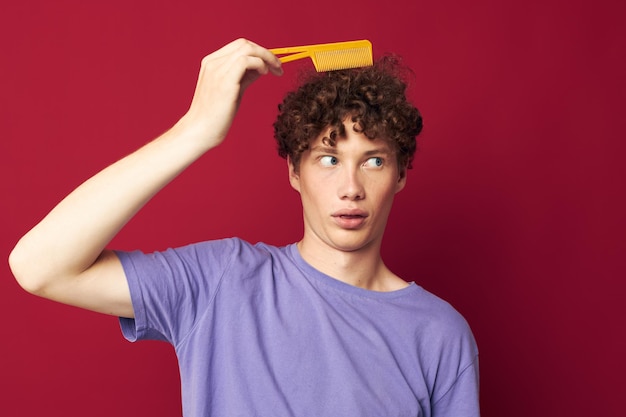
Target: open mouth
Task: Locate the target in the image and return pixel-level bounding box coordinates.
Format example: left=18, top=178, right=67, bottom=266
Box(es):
left=332, top=209, right=368, bottom=219
left=332, top=211, right=368, bottom=229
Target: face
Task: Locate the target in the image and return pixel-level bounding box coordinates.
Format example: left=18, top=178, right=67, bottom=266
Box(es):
left=289, top=121, right=407, bottom=255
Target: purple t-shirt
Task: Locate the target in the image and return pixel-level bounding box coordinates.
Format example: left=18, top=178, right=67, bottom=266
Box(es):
left=117, top=238, right=479, bottom=417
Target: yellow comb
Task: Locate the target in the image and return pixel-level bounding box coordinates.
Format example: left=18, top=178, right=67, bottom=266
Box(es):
left=270, top=40, right=373, bottom=72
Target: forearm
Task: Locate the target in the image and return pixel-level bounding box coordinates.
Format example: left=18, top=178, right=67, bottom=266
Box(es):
left=10, top=117, right=212, bottom=292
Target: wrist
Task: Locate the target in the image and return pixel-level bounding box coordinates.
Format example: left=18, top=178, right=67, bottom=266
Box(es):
left=170, top=113, right=225, bottom=153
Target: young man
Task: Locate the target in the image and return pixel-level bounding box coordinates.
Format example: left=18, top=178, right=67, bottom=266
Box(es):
left=10, top=39, right=479, bottom=416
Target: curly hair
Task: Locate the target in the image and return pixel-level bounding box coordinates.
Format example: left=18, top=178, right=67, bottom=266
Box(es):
left=273, top=55, right=423, bottom=170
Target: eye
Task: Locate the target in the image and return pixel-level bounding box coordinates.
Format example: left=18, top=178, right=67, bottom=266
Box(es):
left=364, top=157, right=384, bottom=168
left=320, top=156, right=338, bottom=167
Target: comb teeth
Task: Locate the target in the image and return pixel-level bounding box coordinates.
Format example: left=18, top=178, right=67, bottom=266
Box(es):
left=311, top=47, right=374, bottom=72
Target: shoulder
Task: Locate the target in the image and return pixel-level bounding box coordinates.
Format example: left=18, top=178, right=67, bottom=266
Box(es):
left=417, top=288, right=472, bottom=332
left=116, top=237, right=283, bottom=282
left=147, top=237, right=282, bottom=262
left=175, top=238, right=294, bottom=277
left=401, top=286, right=478, bottom=357
left=208, top=238, right=287, bottom=265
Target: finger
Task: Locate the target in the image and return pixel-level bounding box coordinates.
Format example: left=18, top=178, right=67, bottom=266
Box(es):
left=205, top=38, right=253, bottom=60
left=222, top=55, right=270, bottom=92
left=239, top=57, right=272, bottom=91
left=243, top=41, right=283, bottom=75
left=207, top=39, right=283, bottom=76
left=231, top=39, right=283, bottom=76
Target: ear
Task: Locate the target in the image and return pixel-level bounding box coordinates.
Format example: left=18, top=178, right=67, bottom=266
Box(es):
left=288, top=156, right=301, bottom=193
left=395, top=166, right=407, bottom=194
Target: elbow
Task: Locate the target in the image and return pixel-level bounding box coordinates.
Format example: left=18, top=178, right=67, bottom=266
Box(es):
left=8, top=243, right=47, bottom=296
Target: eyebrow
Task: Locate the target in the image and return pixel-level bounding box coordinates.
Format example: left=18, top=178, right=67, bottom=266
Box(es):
left=309, top=145, right=392, bottom=156
left=364, top=148, right=392, bottom=157
left=310, top=146, right=338, bottom=155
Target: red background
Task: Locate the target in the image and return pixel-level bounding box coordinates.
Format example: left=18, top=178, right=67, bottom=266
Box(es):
left=2, top=1, right=624, bottom=415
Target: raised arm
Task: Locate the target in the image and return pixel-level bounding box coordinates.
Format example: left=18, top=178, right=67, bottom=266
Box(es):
left=8, top=39, right=283, bottom=318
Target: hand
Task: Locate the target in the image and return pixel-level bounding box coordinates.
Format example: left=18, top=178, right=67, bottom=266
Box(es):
left=180, top=38, right=283, bottom=149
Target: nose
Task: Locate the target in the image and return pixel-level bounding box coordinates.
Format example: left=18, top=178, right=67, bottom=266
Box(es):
left=338, top=167, right=365, bottom=200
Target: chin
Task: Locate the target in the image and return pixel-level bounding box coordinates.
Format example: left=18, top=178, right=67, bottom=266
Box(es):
left=327, top=235, right=378, bottom=253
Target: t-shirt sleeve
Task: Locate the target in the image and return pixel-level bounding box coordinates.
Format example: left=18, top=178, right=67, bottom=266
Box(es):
left=432, top=355, right=480, bottom=416
left=115, top=237, right=240, bottom=345
left=423, top=295, right=480, bottom=417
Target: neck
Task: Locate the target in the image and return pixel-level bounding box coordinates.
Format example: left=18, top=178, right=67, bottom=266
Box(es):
left=296, top=238, right=407, bottom=292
